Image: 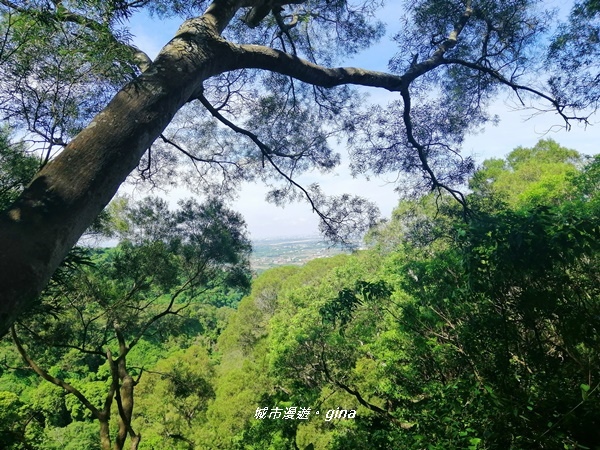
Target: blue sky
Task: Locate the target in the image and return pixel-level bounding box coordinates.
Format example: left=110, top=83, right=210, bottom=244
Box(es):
left=125, top=2, right=600, bottom=240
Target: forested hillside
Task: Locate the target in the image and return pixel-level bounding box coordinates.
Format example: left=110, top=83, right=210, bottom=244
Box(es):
left=1, top=138, right=599, bottom=449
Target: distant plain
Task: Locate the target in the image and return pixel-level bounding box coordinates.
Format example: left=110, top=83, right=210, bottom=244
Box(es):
left=250, top=237, right=352, bottom=271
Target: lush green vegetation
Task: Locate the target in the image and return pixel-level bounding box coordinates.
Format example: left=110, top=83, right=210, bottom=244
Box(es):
left=1, top=138, right=599, bottom=449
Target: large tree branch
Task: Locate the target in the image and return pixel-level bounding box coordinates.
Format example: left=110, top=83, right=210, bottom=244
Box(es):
left=232, top=44, right=405, bottom=91
left=202, top=0, right=267, bottom=34
left=229, top=0, right=472, bottom=90
left=0, top=5, right=240, bottom=335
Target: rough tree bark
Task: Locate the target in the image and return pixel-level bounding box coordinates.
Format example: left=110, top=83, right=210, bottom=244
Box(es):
left=0, top=2, right=240, bottom=335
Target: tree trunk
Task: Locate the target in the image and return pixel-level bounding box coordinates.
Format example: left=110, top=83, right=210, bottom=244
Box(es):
left=130, top=435, right=141, bottom=450
left=0, top=17, right=235, bottom=335
left=115, top=354, right=136, bottom=450
left=100, top=418, right=112, bottom=450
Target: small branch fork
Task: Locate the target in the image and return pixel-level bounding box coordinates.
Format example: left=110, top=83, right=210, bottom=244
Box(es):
left=319, top=348, right=414, bottom=430
left=399, top=87, right=469, bottom=211
left=8, top=264, right=204, bottom=450
left=11, top=325, right=107, bottom=420
left=273, top=7, right=298, bottom=55
left=192, top=90, right=345, bottom=240
left=441, top=58, right=590, bottom=129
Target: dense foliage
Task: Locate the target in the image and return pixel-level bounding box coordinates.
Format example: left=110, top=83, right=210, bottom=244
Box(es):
left=1, top=138, right=598, bottom=449
left=0, top=192, right=252, bottom=449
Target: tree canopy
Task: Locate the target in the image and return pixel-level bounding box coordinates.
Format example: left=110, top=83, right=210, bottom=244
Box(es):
left=1, top=138, right=600, bottom=448
left=4, top=195, right=251, bottom=449
left=0, top=0, right=596, bottom=332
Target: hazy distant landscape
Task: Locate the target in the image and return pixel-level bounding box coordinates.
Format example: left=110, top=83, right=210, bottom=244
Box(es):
left=250, top=236, right=351, bottom=271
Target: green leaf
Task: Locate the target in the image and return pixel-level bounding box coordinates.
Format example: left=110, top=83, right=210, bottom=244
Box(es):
left=581, top=383, right=591, bottom=400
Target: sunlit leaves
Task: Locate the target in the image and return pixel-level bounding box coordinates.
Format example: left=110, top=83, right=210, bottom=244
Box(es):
left=469, top=139, right=583, bottom=208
